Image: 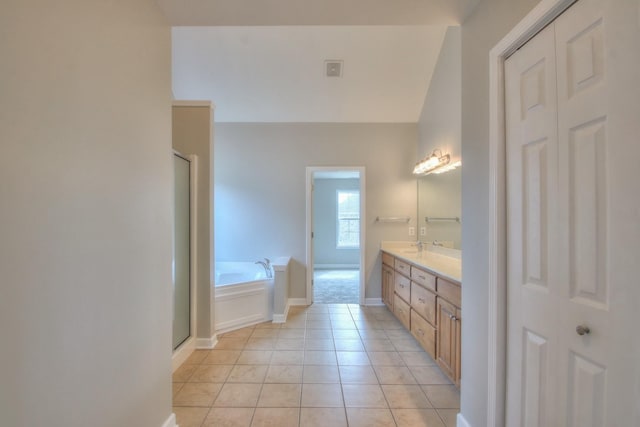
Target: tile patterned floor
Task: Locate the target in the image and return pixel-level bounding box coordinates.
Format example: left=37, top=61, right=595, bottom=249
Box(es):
left=313, top=270, right=360, bottom=304
left=173, top=304, right=459, bottom=427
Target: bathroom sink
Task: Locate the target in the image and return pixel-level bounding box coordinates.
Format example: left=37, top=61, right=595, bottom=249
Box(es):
left=400, top=249, right=420, bottom=255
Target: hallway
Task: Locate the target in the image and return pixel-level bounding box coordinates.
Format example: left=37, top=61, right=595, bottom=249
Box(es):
left=313, top=270, right=360, bottom=304
left=172, top=304, right=459, bottom=427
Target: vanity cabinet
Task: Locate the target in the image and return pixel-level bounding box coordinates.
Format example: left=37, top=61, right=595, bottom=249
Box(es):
left=382, top=250, right=462, bottom=385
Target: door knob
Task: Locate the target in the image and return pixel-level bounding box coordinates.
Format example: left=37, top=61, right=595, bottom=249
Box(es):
left=576, top=325, right=590, bottom=336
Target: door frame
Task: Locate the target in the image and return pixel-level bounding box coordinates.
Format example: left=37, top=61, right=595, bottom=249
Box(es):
left=487, top=0, right=576, bottom=425
left=171, top=150, right=199, bottom=371
left=305, top=167, right=366, bottom=306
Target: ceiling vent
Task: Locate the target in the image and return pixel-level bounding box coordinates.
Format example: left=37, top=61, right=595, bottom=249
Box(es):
left=325, top=60, right=343, bottom=77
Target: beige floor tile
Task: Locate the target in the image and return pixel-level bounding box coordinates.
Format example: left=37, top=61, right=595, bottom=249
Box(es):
left=213, top=383, right=262, bottom=407
left=382, top=385, right=432, bottom=409
left=392, top=408, right=446, bottom=427
left=362, top=339, right=394, bottom=352
left=215, top=338, right=249, bottom=350
left=281, top=319, right=306, bottom=329
left=254, top=321, right=282, bottom=329
left=305, top=339, right=335, bottom=350
left=336, top=351, right=371, bottom=366
left=338, top=365, right=379, bottom=384
left=184, top=350, right=210, bottom=364
left=275, top=338, right=305, bottom=350
left=227, top=365, right=269, bottom=383
left=307, top=313, right=331, bottom=321
left=368, top=351, right=405, bottom=366
left=436, top=409, right=458, bottom=427
left=245, top=337, right=276, bottom=350
left=301, top=383, right=344, bottom=407
left=422, top=385, right=460, bottom=409
left=355, top=320, right=385, bottom=330
left=409, top=366, right=452, bottom=385
left=391, top=338, right=423, bottom=352
left=305, top=329, right=333, bottom=339
left=278, top=329, right=306, bottom=339
left=332, top=321, right=357, bottom=330
left=300, top=407, right=348, bottom=427
left=237, top=350, right=273, bottom=365
left=329, top=315, right=353, bottom=323
left=264, top=365, right=303, bottom=383
left=373, top=366, right=417, bottom=385
left=173, top=382, right=223, bottom=407
left=358, top=330, right=389, bottom=339
left=203, top=350, right=242, bottom=365
left=270, top=350, right=304, bottom=365
left=257, top=383, right=302, bottom=407
left=202, top=407, right=255, bottom=427
left=346, top=408, right=396, bottom=427
left=303, top=365, right=340, bottom=383
left=173, top=364, right=198, bottom=382
left=251, top=407, right=299, bottom=427
left=399, top=351, right=437, bottom=367
left=189, top=364, right=233, bottom=383
left=221, top=327, right=255, bottom=338
left=172, top=382, right=185, bottom=398
left=342, top=384, right=388, bottom=408
left=334, top=339, right=365, bottom=351
left=385, top=329, right=413, bottom=340
left=304, top=350, right=337, bottom=365
left=332, top=329, right=361, bottom=340
left=251, top=329, right=280, bottom=338
left=173, top=406, right=209, bottom=427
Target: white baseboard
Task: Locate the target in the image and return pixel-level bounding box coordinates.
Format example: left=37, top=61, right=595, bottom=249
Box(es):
left=172, top=337, right=196, bottom=372
left=162, top=413, right=177, bottom=427
left=195, top=334, right=218, bottom=350
left=216, top=313, right=266, bottom=334
left=365, top=298, right=384, bottom=306
left=273, top=300, right=291, bottom=323
left=457, top=413, right=471, bottom=427
left=288, top=298, right=308, bottom=306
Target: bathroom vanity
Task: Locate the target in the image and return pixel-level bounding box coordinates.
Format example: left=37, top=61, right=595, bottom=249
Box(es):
left=381, top=242, right=462, bottom=385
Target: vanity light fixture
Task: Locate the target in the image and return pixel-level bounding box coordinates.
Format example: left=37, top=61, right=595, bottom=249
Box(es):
left=413, top=149, right=461, bottom=175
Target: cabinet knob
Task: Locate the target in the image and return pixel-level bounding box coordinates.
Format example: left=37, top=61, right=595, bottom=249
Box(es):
left=576, top=325, right=590, bottom=336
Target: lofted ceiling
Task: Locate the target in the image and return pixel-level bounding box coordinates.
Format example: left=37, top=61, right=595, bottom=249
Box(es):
left=162, top=0, right=479, bottom=123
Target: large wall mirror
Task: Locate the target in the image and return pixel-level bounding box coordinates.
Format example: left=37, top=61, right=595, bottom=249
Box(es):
left=417, top=168, right=461, bottom=249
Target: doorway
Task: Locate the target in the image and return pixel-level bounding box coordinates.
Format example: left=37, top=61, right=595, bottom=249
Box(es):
left=306, top=167, right=366, bottom=305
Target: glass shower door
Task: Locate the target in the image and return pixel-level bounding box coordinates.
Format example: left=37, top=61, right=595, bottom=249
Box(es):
left=173, top=154, right=191, bottom=350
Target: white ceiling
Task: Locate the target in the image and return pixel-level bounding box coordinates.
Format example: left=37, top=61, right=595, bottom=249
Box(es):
left=164, top=0, right=479, bottom=122
left=172, top=26, right=447, bottom=122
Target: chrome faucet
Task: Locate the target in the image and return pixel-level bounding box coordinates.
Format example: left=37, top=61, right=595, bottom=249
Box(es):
left=255, top=258, right=273, bottom=278
left=413, top=241, right=424, bottom=252
left=432, top=240, right=443, bottom=247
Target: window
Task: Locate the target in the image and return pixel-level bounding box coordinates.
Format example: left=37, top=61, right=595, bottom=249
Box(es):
left=336, top=190, right=360, bottom=248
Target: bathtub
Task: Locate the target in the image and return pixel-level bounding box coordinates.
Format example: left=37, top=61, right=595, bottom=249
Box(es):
left=214, top=261, right=274, bottom=333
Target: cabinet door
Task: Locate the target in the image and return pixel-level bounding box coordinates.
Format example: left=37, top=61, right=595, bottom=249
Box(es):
left=411, top=282, right=436, bottom=325
left=382, top=264, right=394, bottom=310
left=436, top=297, right=458, bottom=381
left=394, top=273, right=411, bottom=303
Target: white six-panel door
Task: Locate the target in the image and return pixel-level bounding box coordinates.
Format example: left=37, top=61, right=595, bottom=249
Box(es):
left=505, top=0, right=640, bottom=425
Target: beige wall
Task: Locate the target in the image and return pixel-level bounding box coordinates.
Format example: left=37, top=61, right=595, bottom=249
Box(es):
left=460, top=0, right=540, bottom=425
left=214, top=123, right=417, bottom=301
left=0, top=1, right=173, bottom=426
left=172, top=105, right=215, bottom=339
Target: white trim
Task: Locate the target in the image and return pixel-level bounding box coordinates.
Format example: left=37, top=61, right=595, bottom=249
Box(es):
left=195, top=334, right=218, bottom=349
left=305, top=167, right=366, bottom=306
left=172, top=100, right=213, bottom=108
left=487, top=1, right=575, bottom=426
left=171, top=337, right=195, bottom=372
left=272, top=300, right=291, bottom=323
left=456, top=413, right=471, bottom=427
left=215, top=313, right=266, bottom=334
left=288, top=298, right=308, bottom=306
left=365, top=298, right=384, bottom=306
left=162, top=413, right=177, bottom=427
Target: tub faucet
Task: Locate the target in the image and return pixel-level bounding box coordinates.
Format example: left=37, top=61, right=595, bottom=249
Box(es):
left=255, top=259, right=273, bottom=278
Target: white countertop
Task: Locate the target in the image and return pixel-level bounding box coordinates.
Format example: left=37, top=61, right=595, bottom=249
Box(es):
left=381, top=241, right=462, bottom=284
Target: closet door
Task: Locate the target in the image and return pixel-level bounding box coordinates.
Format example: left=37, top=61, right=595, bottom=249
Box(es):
left=505, top=0, right=640, bottom=425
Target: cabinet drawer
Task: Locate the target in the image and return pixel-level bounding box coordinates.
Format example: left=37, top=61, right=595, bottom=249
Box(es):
left=410, top=266, right=436, bottom=292
left=437, top=278, right=461, bottom=307
left=411, top=309, right=436, bottom=359
left=394, top=259, right=411, bottom=277
left=410, top=283, right=436, bottom=325
left=394, top=295, right=411, bottom=330
left=382, top=252, right=394, bottom=267
left=394, top=273, right=411, bottom=303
